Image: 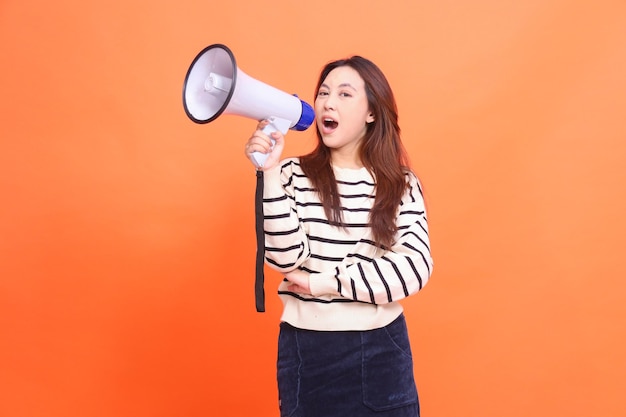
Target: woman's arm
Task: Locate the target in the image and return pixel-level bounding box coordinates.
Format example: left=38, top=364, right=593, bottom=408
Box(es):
left=305, top=174, right=433, bottom=304
left=244, top=121, right=311, bottom=273
left=262, top=160, right=311, bottom=273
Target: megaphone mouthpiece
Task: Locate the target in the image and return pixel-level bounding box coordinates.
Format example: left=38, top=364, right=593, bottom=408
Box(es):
left=292, top=99, right=315, bottom=131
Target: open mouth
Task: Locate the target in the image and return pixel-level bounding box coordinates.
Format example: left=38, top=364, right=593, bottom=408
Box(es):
left=322, top=118, right=338, bottom=130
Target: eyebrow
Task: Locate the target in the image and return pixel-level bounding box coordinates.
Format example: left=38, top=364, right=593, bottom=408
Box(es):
left=320, top=82, right=358, bottom=91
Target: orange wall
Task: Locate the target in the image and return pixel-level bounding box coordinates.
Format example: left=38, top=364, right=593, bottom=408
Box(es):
left=1, top=1, right=625, bottom=416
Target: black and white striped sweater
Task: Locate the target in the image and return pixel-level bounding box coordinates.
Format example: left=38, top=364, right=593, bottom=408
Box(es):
left=263, top=157, right=433, bottom=331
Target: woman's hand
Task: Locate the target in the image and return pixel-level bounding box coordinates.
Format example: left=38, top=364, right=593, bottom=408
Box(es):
left=284, top=269, right=311, bottom=295
left=244, top=119, right=285, bottom=170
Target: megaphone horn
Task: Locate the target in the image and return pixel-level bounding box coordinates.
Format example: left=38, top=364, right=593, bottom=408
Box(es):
left=182, top=44, right=315, bottom=167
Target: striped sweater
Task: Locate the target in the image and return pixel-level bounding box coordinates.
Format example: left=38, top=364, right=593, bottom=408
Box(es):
left=263, top=157, right=433, bottom=331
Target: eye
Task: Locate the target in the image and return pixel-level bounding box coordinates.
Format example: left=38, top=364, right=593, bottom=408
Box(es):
left=317, top=90, right=329, bottom=97
left=339, top=91, right=352, bottom=98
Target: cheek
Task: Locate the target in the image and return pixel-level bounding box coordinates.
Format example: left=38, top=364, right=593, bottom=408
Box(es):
left=345, top=114, right=370, bottom=132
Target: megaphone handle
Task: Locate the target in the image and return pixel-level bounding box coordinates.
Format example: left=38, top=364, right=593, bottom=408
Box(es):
left=251, top=117, right=292, bottom=168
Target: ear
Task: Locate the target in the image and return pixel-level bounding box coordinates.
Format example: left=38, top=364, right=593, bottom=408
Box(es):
left=366, top=112, right=375, bottom=124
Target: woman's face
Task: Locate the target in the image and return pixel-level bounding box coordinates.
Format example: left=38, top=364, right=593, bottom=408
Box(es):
left=315, top=66, right=374, bottom=162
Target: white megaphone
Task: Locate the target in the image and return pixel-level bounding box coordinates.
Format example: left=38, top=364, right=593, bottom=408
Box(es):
left=182, top=44, right=315, bottom=167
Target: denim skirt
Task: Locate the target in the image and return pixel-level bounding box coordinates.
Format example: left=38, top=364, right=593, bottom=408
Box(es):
left=277, top=314, right=420, bottom=417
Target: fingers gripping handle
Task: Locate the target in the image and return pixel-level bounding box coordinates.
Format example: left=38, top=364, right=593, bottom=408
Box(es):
left=251, top=117, right=292, bottom=168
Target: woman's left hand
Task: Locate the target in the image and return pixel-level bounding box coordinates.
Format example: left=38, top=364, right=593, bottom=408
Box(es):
left=284, top=269, right=311, bottom=295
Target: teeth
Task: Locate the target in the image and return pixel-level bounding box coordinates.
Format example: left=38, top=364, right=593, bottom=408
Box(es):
left=322, top=118, right=339, bottom=129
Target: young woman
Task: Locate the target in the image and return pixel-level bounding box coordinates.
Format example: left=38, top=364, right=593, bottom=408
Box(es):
left=244, top=56, right=433, bottom=417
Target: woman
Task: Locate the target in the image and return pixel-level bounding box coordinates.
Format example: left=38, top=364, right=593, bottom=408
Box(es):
left=244, top=55, right=433, bottom=417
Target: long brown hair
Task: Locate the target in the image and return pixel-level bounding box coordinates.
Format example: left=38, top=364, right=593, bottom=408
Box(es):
left=300, top=56, right=410, bottom=248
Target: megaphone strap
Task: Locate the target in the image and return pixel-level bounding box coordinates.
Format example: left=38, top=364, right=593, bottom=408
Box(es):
left=255, top=170, right=266, bottom=312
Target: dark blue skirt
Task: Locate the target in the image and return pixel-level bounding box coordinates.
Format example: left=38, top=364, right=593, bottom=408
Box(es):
left=277, top=314, right=420, bottom=417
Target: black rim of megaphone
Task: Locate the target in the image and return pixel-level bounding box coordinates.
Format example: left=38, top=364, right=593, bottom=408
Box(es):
left=182, top=43, right=237, bottom=124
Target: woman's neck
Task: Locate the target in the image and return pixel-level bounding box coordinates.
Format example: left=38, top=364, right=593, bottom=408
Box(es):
left=330, top=150, right=363, bottom=169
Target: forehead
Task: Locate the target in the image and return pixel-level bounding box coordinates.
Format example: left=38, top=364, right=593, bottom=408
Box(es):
left=321, top=66, right=365, bottom=89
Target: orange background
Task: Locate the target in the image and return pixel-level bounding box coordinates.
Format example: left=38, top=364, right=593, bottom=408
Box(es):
left=1, top=0, right=625, bottom=416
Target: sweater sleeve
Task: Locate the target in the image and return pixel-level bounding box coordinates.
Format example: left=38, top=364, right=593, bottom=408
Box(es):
left=262, top=159, right=310, bottom=272
left=308, top=173, right=433, bottom=304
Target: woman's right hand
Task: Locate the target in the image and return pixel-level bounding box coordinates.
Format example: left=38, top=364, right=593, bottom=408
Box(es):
left=244, top=119, right=285, bottom=170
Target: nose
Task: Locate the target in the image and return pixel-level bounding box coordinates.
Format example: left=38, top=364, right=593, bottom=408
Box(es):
left=324, top=95, right=336, bottom=111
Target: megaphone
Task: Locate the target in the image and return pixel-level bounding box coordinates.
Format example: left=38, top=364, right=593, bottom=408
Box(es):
left=182, top=44, right=315, bottom=167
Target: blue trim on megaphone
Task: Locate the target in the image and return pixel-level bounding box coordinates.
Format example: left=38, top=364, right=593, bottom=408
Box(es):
left=291, top=98, right=315, bottom=131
